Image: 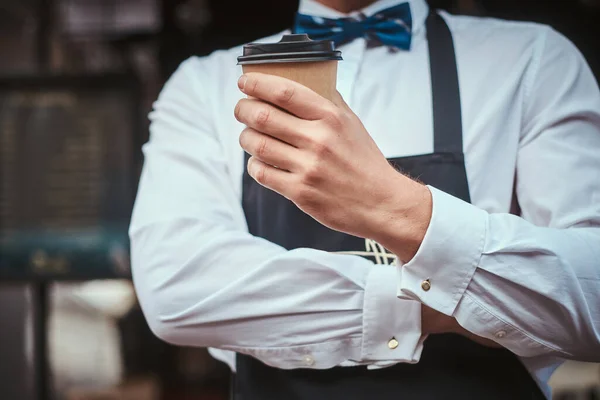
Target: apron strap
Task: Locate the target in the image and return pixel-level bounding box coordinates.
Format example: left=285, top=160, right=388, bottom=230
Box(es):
left=426, top=12, right=464, bottom=153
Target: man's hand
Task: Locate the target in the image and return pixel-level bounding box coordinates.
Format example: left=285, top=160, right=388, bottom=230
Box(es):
left=234, top=72, right=432, bottom=262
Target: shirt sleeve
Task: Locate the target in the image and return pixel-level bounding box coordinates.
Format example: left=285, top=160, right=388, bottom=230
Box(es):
left=398, top=27, right=600, bottom=360
left=129, top=57, right=424, bottom=370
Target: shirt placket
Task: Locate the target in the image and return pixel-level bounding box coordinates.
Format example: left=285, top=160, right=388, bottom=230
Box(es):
left=336, top=38, right=366, bottom=105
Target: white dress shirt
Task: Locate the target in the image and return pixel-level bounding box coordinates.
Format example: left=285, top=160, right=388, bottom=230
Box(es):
left=129, top=0, right=600, bottom=396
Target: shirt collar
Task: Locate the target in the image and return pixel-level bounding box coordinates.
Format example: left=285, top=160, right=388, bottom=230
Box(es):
left=297, top=0, right=429, bottom=34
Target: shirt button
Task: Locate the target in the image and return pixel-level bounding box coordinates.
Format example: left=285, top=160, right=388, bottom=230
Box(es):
left=388, top=338, right=399, bottom=349
left=421, top=279, right=431, bottom=291
left=302, top=354, right=315, bottom=366
left=495, top=330, right=507, bottom=339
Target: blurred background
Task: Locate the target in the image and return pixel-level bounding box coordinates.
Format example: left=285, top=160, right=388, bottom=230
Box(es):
left=0, top=0, right=599, bottom=399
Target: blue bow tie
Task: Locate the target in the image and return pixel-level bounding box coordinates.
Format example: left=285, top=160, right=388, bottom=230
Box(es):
left=293, top=2, right=412, bottom=50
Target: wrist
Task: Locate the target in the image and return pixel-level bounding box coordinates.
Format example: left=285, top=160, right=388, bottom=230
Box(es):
left=370, top=174, right=433, bottom=263
left=421, top=304, right=460, bottom=335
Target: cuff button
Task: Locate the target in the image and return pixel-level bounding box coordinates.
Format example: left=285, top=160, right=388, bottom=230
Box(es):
left=388, top=338, right=399, bottom=349
left=302, top=354, right=315, bottom=366
left=421, top=279, right=431, bottom=292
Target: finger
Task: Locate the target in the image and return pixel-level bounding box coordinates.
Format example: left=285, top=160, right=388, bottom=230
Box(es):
left=238, top=72, right=337, bottom=120
left=234, top=98, right=309, bottom=147
left=239, top=128, right=302, bottom=171
left=247, top=156, right=293, bottom=197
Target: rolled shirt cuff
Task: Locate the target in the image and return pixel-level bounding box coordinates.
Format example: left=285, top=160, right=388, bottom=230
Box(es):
left=397, top=186, right=488, bottom=316
left=362, top=264, right=424, bottom=366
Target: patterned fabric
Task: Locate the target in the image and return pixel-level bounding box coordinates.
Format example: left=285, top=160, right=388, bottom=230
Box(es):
left=293, top=2, right=412, bottom=49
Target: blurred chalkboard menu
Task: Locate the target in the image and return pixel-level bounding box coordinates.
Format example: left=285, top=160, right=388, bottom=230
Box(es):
left=0, top=75, right=140, bottom=280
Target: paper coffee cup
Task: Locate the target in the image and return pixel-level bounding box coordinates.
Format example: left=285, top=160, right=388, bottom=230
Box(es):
left=237, top=34, right=342, bottom=102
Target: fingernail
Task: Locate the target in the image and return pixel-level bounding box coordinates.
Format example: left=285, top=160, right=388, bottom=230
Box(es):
left=238, top=75, right=247, bottom=91
left=247, top=156, right=256, bottom=176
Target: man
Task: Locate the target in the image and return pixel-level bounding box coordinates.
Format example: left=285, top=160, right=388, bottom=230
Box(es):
left=129, top=0, right=600, bottom=398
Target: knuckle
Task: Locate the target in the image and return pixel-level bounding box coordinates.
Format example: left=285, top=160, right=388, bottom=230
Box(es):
left=247, top=75, right=259, bottom=94
left=255, top=107, right=271, bottom=127
left=256, top=136, right=269, bottom=158
left=302, top=159, right=323, bottom=186
left=323, top=107, right=346, bottom=129
left=276, top=85, right=295, bottom=104
left=312, top=135, right=333, bottom=157
left=312, top=139, right=327, bottom=156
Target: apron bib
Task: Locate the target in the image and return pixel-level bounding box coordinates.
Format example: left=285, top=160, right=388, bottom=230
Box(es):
left=234, top=12, right=545, bottom=400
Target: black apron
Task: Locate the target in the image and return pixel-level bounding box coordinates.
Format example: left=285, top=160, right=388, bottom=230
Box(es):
left=234, top=12, right=546, bottom=400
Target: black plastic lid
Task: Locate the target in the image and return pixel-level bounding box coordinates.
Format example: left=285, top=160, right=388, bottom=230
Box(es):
left=237, top=34, right=343, bottom=65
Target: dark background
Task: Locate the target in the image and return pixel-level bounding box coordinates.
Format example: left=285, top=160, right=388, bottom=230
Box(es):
left=162, top=0, right=600, bottom=80
left=0, top=1, right=599, bottom=400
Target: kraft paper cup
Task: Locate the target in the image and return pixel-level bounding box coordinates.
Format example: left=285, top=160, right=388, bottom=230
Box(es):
left=238, top=34, right=342, bottom=102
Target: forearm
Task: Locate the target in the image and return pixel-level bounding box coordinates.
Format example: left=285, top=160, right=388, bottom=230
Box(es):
left=421, top=305, right=501, bottom=348
left=361, top=184, right=501, bottom=348
left=131, top=218, right=360, bottom=349
left=130, top=214, right=425, bottom=368
left=367, top=176, right=599, bottom=358
left=353, top=177, right=499, bottom=347
left=397, top=188, right=600, bottom=359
